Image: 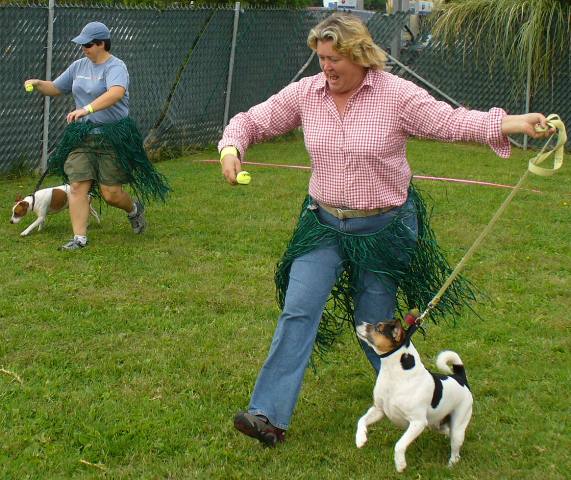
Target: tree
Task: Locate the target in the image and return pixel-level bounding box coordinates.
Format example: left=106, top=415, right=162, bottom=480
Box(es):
left=430, top=0, right=571, bottom=93
left=364, top=0, right=387, bottom=11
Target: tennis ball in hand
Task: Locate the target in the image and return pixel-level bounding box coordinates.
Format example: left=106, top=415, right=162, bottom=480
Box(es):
left=25, top=83, right=34, bottom=92
left=236, top=171, right=251, bottom=185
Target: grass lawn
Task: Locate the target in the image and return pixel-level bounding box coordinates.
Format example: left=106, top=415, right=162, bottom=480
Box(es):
left=1, top=137, right=569, bottom=479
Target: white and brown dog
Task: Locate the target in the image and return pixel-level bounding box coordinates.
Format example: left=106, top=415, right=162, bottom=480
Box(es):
left=355, top=320, right=473, bottom=472
left=10, top=184, right=100, bottom=236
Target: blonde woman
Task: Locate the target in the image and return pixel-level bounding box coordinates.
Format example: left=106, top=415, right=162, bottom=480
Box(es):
left=219, top=13, right=552, bottom=446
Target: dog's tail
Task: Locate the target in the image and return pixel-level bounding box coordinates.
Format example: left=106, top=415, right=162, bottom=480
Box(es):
left=436, top=351, right=469, bottom=386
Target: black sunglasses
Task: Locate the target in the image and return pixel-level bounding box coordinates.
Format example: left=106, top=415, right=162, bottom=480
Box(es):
left=81, top=40, right=101, bottom=48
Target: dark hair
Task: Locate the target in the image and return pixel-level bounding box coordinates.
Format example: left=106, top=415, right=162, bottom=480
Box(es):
left=93, top=39, right=111, bottom=51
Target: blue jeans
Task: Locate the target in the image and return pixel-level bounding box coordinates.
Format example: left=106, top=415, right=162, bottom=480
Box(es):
left=248, top=196, right=418, bottom=430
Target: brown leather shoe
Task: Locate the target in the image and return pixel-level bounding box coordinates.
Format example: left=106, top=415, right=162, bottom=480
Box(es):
left=233, top=411, right=285, bottom=447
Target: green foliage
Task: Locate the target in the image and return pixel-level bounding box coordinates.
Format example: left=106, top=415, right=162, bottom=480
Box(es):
left=1, top=138, right=569, bottom=478
left=364, top=0, right=387, bottom=11
left=431, top=0, right=571, bottom=94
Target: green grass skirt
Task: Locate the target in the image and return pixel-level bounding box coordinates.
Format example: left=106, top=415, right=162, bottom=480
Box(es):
left=274, top=186, right=477, bottom=357
left=47, top=117, right=170, bottom=204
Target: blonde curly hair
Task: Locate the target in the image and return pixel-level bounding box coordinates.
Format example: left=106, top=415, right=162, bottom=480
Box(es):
left=307, top=13, right=387, bottom=70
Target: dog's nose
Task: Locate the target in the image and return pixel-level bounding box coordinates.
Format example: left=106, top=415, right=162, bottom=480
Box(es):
left=356, top=324, right=368, bottom=337
left=10, top=219, right=14, bottom=224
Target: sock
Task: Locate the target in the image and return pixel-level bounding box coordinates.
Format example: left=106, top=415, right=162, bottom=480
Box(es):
left=74, top=235, right=87, bottom=245
left=128, top=203, right=137, bottom=217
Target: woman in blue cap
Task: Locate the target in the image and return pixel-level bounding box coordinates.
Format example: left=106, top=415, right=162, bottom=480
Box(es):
left=25, top=21, right=169, bottom=250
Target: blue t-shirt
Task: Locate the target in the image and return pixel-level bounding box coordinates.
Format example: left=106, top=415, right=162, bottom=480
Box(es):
left=53, top=56, right=129, bottom=124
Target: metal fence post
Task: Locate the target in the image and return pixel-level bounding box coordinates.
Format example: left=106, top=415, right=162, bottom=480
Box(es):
left=390, top=0, right=411, bottom=61
left=40, top=0, right=55, bottom=171
left=523, top=49, right=532, bottom=151
left=223, top=2, right=240, bottom=128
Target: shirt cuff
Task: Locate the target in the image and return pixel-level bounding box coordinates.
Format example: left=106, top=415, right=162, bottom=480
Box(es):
left=487, top=107, right=511, bottom=158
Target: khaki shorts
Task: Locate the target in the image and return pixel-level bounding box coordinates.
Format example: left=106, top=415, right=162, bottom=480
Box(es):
left=64, top=135, right=129, bottom=186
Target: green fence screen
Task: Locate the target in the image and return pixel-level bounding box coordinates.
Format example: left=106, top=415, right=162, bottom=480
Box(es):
left=0, top=5, right=568, bottom=174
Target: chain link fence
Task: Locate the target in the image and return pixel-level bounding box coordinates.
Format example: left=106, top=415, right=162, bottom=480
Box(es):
left=1, top=4, right=49, bottom=172
left=0, top=4, right=568, bottom=174
left=389, top=31, right=570, bottom=149
left=0, top=4, right=325, bottom=172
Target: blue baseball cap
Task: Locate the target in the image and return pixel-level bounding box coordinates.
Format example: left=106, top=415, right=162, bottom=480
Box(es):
left=72, top=21, right=110, bottom=44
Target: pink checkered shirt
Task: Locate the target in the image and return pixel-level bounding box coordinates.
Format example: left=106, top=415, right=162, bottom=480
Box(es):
left=219, top=69, right=510, bottom=209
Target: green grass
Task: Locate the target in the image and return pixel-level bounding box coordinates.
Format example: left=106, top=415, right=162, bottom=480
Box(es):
left=1, top=138, right=569, bottom=479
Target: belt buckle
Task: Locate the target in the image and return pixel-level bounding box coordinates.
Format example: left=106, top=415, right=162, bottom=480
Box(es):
left=335, top=207, right=347, bottom=220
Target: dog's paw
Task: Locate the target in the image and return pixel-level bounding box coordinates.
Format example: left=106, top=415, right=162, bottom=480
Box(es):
left=448, top=454, right=461, bottom=467
left=436, top=423, right=450, bottom=436
left=20, top=231, right=30, bottom=237
left=395, top=452, right=407, bottom=472
left=355, top=430, right=368, bottom=448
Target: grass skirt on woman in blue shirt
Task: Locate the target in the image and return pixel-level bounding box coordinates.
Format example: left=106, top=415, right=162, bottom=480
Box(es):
left=47, top=117, right=170, bottom=204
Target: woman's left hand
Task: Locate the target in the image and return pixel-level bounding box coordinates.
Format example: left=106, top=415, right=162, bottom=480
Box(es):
left=66, top=108, right=89, bottom=124
left=220, top=154, right=242, bottom=185
left=501, top=113, right=556, bottom=139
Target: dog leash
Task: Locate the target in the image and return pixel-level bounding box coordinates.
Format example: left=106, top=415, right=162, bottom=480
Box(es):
left=29, top=167, right=52, bottom=211
left=410, top=114, right=567, bottom=329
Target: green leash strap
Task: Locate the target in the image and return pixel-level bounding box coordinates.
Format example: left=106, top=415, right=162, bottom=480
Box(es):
left=417, top=114, right=567, bottom=323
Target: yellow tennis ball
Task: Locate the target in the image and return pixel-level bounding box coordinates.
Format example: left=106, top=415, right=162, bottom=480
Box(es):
left=236, top=171, right=251, bottom=185
left=25, top=83, right=34, bottom=92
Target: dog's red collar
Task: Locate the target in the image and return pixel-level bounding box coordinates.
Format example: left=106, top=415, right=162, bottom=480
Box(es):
left=379, top=324, right=423, bottom=358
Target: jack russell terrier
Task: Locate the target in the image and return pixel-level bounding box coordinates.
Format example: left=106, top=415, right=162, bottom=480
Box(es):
left=355, top=319, right=473, bottom=472
left=10, top=184, right=100, bottom=237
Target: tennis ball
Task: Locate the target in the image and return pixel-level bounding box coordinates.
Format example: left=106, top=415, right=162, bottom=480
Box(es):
left=25, top=83, right=34, bottom=92
left=236, top=171, right=251, bottom=185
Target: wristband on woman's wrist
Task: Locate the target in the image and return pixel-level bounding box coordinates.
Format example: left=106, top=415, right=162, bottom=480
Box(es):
left=83, top=104, right=95, bottom=114
left=220, top=146, right=238, bottom=164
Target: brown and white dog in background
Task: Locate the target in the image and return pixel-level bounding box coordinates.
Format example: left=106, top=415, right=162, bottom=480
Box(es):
left=10, top=184, right=100, bottom=236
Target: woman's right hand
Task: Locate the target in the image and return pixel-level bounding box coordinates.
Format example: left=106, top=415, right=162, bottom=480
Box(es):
left=220, top=154, right=242, bottom=185
left=24, top=79, right=39, bottom=91
left=23, top=79, right=61, bottom=97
